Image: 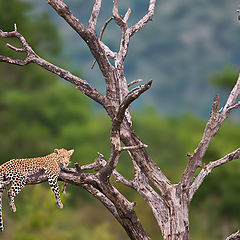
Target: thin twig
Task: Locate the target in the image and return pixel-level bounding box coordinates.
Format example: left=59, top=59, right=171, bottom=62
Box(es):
left=120, top=144, right=148, bottom=152
left=128, top=79, right=142, bottom=87
left=112, top=0, right=125, bottom=28
left=189, top=147, right=240, bottom=201
left=6, top=43, right=25, bottom=52
left=128, top=0, right=156, bottom=37
left=123, top=8, right=131, bottom=23
left=0, top=24, right=37, bottom=65
left=0, top=26, right=105, bottom=105
left=99, top=17, right=114, bottom=42
left=91, top=17, right=114, bottom=69
left=81, top=152, right=106, bottom=171
left=88, top=0, right=102, bottom=31
left=220, top=74, right=240, bottom=122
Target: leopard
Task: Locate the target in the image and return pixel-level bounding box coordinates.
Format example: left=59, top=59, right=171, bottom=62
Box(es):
left=0, top=148, right=74, bottom=232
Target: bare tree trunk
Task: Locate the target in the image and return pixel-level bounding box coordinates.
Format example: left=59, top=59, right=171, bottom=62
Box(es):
left=0, top=1, right=240, bottom=239
left=161, top=187, right=190, bottom=240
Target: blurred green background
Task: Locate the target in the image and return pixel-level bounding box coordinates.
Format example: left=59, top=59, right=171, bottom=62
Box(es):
left=0, top=0, right=239, bottom=239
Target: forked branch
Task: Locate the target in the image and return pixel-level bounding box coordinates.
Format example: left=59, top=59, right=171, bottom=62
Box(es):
left=0, top=25, right=37, bottom=65
left=47, top=0, right=88, bottom=38
left=114, top=80, right=152, bottom=130
left=113, top=0, right=130, bottom=29
left=128, top=0, right=156, bottom=37
left=47, top=0, right=115, bottom=91
left=220, top=73, right=240, bottom=123
left=180, top=74, right=240, bottom=189
left=99, top=80, right=152, bottom=178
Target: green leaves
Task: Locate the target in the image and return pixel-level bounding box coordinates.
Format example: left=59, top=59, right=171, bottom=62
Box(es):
left=208, top=65, right=239, bottom=90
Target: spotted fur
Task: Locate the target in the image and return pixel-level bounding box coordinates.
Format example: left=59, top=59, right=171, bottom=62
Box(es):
left=0, top=148, right=74, bottom=231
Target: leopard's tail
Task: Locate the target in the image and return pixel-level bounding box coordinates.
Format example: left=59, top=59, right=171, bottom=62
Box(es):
left=0, top=188, right=3, bottom=232
left=0, top=168, right=4, bottom=231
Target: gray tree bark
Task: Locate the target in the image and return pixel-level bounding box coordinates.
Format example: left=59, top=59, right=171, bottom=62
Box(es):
left=0, top=1, right=240, bottom=239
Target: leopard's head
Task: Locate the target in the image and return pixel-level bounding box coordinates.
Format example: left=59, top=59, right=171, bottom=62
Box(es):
left=54, top=148, right=74, bottom=169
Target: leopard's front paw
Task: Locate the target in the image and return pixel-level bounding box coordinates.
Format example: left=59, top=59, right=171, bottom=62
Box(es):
left=9, top=202, right=16, bottom=212
left=57, top=201, right=63, bottom=209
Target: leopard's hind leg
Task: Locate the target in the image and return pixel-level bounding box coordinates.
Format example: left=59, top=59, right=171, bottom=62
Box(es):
left=8, top=174, right=26, bottom=212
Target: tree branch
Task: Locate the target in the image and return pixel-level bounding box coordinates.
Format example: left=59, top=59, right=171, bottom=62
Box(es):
left=120, top=144, right=148, bottom=152
left=128, top=79, right=143, bottom=88
left=128, top=0, right=156, bottom=37
left=132, top=171, right=169, bottom=233
left=179, top=94, right=220, bottom=188
left=99, top=41, right=116, bottom=59
left=111, top=0, right=156, bottom=66
left=119, top=122, right=171, bottom=194
left=73, top=153, right=137, bottom=190
left=99, top=80, right=153, bottom=178
left=219, top=73, right=240, bottom=123
left=34, top=57, right=105, bottom=105
left=189, top=148, right=240, bottom=201
left=0, top=162, right=122, bottom=228
left=47, top=0, right=88, bottom=38
left=112, top=0, right=126, bottom=29
left=64, top=163, right=150, bottom=239
left=110, top=1, right=157, bottom=126
left=81, top=183, right=122, bottom=223
left=47, top=0, right=116, bottom=95
left=87, top=150, right=169, bottom=233
left=124, top=8, right=132, bottom=23
left=91, top=17, right=116, bottom=69
left=66, top=154, right=151, bottom=239
left=80, top=152, right=106, bottom=171
left=0, top=26, right=37, bottom=65
left=122, top=151, right=169, bottom=233
left=114, top=80, right=152, bottom=130
left=88, top=0, right=102, bottom=31
left=0, top=27, right=105, bottom=106
left=180, top=74, right=240, bottom=189
left=96, top=80, right=152, bottom=180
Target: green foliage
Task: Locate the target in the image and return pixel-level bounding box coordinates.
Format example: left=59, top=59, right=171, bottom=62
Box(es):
left=0, top=0, right=61, bottom=57
left=208, top=65, right=239, bottom=90
left=1, top=185, right=122, bottom=240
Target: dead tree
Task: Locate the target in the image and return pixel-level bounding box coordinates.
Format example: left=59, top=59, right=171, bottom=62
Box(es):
left=0, top=1, right=240, bottom=239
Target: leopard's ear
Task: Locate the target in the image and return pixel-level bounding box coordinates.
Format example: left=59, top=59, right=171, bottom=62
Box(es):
left=54, top=149, right=59, bottom=154
left=68, top=149, right=74, bottom=156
